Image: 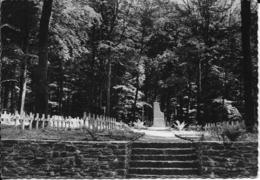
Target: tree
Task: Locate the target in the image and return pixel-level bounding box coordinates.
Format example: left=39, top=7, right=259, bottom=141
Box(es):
left=0, top=0, right=2, bottom=112
left=1, top=0, right=40, bottom=113
left=34, top=0, right=53, bottom=114
left=19, top=1, right=30, bottom=115
left=47, top=0, right=101, bottom=115
left=241, top=0, right=254, bottom=132
left=173, top=0, right=240, bottom=125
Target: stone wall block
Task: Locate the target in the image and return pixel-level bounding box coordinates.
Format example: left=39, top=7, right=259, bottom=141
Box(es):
left=98, top=155, right=114, bottom=161
left=198, top=142, right=258, bottom=178
left=101, top=148, right=114, bottom=156
left=113, top=149, right=126, bottom=155
left=116, top=169, right=127, bottom=176
left=33, top=157, right=47, bottom=164
left=52, top=151, right=60, bottom=158
left=2, top=141, right=15, bottom=147
left=65, top=144, right=77, bottom=152
left=53, top=143, right=66, bottom=150
left=60, top=151, right=68, bottom=157
left=93, top=143, right=108, bottom=148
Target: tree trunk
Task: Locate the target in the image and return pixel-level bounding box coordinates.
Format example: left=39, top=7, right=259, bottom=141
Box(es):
left=35, top=0, right=53, bottom=115
left=0, top=0, right=2, bottom=112
left=106, top=59, right=111, bottom=116
left=179, top=96, right=184, bottom=122
left=20, top=66, right=27, bottom=114
left=58, top=59, right=63, bottom=115
left=187, top=81, right=191, bottom=113
left=196, top=58, right=202, bottom=125
left=99, top=85, right=103, bottom=108
left=20, top=2, right=29, bottom=114
left=10, top=81, right=16, bottom=112
left=241, top=0, right=254, bottom=132
left=3, top=84, right=8, bottom=109
left=132, top=73, right=139, bottom=121
left=7, top=87, right=11, bottom=110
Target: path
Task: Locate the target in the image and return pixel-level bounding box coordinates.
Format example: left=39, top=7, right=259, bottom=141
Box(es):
left=132, top=128, right=204, bottom=142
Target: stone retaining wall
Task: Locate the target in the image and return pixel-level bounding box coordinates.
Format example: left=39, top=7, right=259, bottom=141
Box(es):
left=1, top=139, right=130, bottom=179
left=1, top=140, right=258, bottom=178
left=196, top=142, right=258, bottom=178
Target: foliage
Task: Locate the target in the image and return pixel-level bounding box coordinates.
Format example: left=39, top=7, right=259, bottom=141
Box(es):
left=222, top=127, right=242, bottom=141
left=222, top=122, right=245, bottom=141
left=204, top=98, right=242, bottom=124
left=133, top=119, right=146, bottom=129
left=173, top=120, right=187, bottom=131
left=1, top=0, right=257, bottom=128
left=207, top=122, right=245, bottom=142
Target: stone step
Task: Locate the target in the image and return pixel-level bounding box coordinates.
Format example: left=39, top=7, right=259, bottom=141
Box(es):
left=129, top=160, right=199, bottom=168
left=132, top=142, right=194, bottom=148
left=127, top=174, right=202, bottom=178
left=131, top=154, right=198, bottom=161
left=128, top=168, right=199, bottom=175
left=131, top=148, right=195, bottom=155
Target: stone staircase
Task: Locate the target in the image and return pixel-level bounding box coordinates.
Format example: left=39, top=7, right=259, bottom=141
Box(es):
left=127, top=142, right=200, bottom=178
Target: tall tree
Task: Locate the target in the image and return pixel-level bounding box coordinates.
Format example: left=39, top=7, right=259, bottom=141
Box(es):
left=241, top=0, right=254, bottom=132
left=0, top=0, right=2, bottom=112
left=35, top=0, right=53, bottom=114
left=19, top=1, right=29, bottom=114
left=104, top=0, right=119, bottom=116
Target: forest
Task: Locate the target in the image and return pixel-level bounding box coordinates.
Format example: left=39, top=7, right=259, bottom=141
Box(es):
left=0, top=0, right=258, bottom=131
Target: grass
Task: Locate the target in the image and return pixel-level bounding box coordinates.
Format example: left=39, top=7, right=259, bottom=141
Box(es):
left=1, top=125, right=144, bottom=141
left=184, top=123, right=258, bottom=142
left=197, top=131, right=257, bottom=142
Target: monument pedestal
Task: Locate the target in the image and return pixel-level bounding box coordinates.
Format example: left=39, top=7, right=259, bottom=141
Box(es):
left=148, top=101, right=170, bottom=131
left=148, top=126, right=170, bottom=131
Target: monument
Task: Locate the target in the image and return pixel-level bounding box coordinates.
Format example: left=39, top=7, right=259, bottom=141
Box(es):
left=149, top=101, right=169, bottom=130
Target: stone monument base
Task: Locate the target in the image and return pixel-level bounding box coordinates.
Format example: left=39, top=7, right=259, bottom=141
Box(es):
left=147, top=126, right=170, bottom=131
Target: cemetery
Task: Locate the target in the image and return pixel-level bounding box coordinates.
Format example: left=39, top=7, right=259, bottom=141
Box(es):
left=0, top=0, right=258, bottom=179
left=1, top=100, right=258, bottom=178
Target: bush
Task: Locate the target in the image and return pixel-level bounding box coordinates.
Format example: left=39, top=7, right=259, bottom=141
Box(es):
left=173, top=120, right=187, bottom=131
left=210, top=122, right=245, bottom=141
left=222, top=127, right=242, bottom=141
left=206, top=121, right=245, bottom=142
left=222, top=122, right=245, bottom=141
left=133, top=119, right=147, bottom=129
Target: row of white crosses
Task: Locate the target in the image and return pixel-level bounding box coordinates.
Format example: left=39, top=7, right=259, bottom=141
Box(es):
left=1, top=111, right=125, bottom=131
left=204, top=120, right=245, bottom=131
left=49, top=114, right=121, bottom=131
left=1, top=111, right=31, bottom=128
left=1, top=111, right=50, bottom=130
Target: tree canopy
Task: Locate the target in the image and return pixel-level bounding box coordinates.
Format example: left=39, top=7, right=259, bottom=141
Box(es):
left=0, top=0, right=257, bottom=129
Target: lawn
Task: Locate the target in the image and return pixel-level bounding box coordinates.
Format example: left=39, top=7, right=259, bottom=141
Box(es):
left=1, top=125, right=144, bottom=141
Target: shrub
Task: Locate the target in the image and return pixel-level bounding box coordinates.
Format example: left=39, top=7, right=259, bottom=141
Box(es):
left=173, top=120, right=187, bottom=131
left=198, top=133, right=205, bottom=141
left=206, top=121, right=246, bottom=142
left=222, top=123, right=244, bottom=141
left=207, top=124, right=225, bottom=141
left=223, top=128, right=242, bottom=141
left=133, top=119, right=147, bottom=129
